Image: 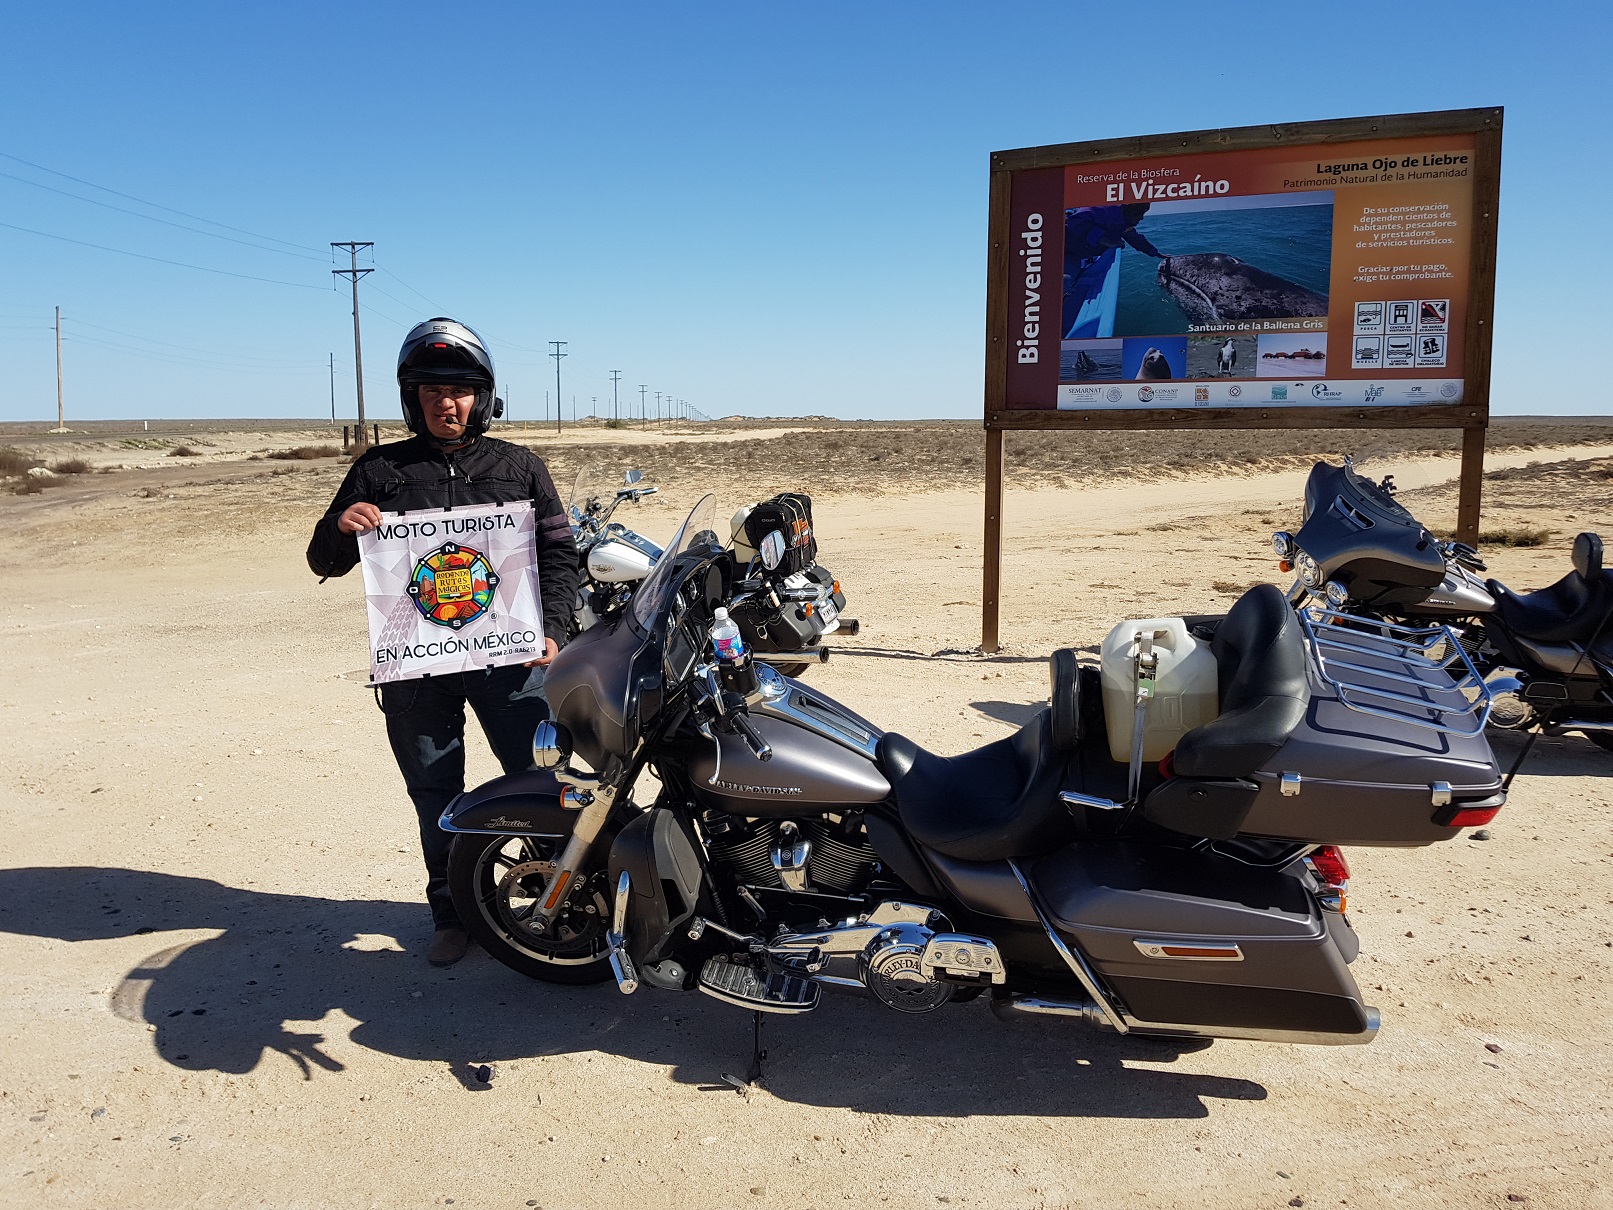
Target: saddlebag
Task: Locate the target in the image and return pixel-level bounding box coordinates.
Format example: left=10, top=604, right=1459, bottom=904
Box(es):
left=1031, top=842, right=1374, bottom=1042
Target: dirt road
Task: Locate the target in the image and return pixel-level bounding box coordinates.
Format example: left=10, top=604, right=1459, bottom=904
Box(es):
left=2, top=442, right=1609, bottom=1208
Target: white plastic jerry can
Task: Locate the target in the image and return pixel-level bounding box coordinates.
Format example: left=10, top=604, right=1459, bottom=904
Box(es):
left=1100, top=617, right=1219, bottom=763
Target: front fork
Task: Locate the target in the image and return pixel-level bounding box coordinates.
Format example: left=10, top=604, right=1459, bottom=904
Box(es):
left=529, top=760, right=623, bottom=932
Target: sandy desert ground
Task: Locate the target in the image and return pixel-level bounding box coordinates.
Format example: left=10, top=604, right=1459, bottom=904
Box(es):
left=2, top=420, right=1611, bottom=1209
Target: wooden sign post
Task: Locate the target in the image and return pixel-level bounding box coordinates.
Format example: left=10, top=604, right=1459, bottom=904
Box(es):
left=982, top=107, right=1502, bottom=651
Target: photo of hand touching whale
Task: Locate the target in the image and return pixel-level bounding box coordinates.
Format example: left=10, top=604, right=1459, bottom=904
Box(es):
left=1062, top=191, right=1334, bottom=344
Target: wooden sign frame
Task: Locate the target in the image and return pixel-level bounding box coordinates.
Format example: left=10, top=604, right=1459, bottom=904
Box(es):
left=982, top=107, right=1503, bottom=651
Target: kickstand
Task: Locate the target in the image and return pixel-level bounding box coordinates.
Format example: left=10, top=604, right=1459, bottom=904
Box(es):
left=1502, top=722, right=1544, bottom=792
left=745, top=1010, right=767, bottom=1086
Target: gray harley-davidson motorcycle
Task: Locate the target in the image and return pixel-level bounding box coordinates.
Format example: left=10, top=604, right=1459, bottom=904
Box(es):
left=441, top=495, right=1506, bottom=1045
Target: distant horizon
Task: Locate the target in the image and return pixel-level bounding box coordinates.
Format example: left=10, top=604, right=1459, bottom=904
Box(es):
left=6, top=410, right=1611, bottom=430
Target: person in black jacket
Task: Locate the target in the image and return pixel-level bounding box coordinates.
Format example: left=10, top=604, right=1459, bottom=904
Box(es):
left=308, top=318, right=579, bottom=967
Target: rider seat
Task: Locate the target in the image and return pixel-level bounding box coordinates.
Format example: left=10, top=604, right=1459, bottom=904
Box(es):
left=1486, top=532, right=1610, bottom=644
left=1169, top=584, right=1310, bottom=779
left=877, top=709, right=1076, bottom=862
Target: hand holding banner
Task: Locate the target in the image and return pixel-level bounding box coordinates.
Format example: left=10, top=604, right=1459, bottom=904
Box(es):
left=357, top=500, right=544, bottom=684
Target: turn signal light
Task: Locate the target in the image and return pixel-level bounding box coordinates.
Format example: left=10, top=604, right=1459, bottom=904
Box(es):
left=1279, top=560, right=1293, bottom=573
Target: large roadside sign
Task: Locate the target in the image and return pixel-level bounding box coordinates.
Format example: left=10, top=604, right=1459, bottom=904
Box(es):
left=980, top=108, right=1502, bottom=649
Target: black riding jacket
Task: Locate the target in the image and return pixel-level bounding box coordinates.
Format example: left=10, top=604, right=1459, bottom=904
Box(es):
left=306, top=435, right=579, bottom=645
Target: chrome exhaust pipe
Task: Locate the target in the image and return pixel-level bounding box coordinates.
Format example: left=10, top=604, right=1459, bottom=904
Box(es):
left=755, top=647, right=830, bottom=666
left=989, top=992, right=1114, bottom=1029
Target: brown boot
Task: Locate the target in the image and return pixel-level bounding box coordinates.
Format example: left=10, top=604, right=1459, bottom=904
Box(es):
left=427, top=926, right=471, bottom=967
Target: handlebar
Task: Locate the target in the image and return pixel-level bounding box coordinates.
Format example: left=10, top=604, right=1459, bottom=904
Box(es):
left=730, top=710, right=772, bottom=762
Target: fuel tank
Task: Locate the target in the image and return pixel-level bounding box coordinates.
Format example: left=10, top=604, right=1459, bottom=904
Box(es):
left=1402, top=563, right=1496, bottom=617
left=690, top=677, right=889, bottom=817
left=587, top=534, right=657, bottom=583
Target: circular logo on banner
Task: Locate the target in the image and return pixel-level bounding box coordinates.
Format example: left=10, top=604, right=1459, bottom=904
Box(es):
left=1106, top=387, right=1123, bottom=403
left=407, top=542, right=499, bottom=629
left=1228, top=384, right=1242, bottom=398
left=1136, top=386, right=1154, bottom=403
left=1440, top=381, right=1458, bottom=398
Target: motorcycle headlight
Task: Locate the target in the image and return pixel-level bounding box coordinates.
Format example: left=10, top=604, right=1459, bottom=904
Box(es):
left=1271, top=531, right=1295, bottom=559
left=1324, top=580, right=1350, bottom=608
left=1295, top=548, right=1321, bottom=587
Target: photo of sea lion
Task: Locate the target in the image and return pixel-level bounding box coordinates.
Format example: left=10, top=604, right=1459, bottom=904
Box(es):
left=1156, top=253, right=1329, bottom=325
left=1121, top=336, right=1186, bottom=381
left=1135, top=347, right=1173, bottom=380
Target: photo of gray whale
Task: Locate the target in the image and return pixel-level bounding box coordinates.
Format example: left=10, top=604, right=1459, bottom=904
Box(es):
left=1156, top=253, right=1329, bottom=325
left=1059, top=338, right=1122, bottom=382
left=1110, top=192, right=1333, bottom=337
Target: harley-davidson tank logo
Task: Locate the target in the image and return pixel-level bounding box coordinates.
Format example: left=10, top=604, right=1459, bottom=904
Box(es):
left=407, top=542, right=499, bottom=629
left=714, top=780, right=804, bottom=796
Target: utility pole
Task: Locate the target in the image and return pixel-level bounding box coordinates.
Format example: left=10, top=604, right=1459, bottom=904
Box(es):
left=654, top=391, right=662, bottom=427
left=591, top=396, right=598, bottom=419
left=549, top=341, right=567, bottom=435
left=638, top=384, right=647, bottom=427
left=331, top=242, right=374, bottom=446
left=50, top=306, right=68, bottom=433
left=609, top=369, right=622, bottom=422
left=328, top=353, right=335, bottom=424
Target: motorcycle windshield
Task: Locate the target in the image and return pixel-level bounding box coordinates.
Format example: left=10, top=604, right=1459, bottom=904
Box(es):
left=631, top=494, right=720, bottom=633
left=568, top=465, right=614, bottom=522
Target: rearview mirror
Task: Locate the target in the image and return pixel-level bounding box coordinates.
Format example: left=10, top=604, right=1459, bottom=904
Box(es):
left=760, top=529, right=786, bottom=570
left=623, top=468, right=643, bottom=486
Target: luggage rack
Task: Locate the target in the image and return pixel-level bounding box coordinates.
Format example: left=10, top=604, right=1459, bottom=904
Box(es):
left=1297, top=606, right=1494, bottom=736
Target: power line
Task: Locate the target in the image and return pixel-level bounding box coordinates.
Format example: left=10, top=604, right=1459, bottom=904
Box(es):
left=333, top=242, right=375, bottom=445
left=549, top=341, right=567, bottom=436
left=0, top=149, right=326, bottom=256
left=0, top=218, right=325, bottom=289
left=0, top=168, right=327, bottom=261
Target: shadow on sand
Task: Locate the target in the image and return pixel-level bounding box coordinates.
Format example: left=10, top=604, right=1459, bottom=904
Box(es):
left=0, top=865, right=1266, bottom=1118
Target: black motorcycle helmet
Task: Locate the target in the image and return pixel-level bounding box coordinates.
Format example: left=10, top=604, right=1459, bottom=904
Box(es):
left=396, top=318, right=504, bottom=439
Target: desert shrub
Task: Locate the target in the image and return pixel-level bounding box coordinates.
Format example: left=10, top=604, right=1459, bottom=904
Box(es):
left=1479, top=526, right=1554, bottom=548
left=167, top=445, right=202, bottom=457
left=9, top=477, right=44, bottom=495
left=0, top=447, right=41, bottom=476
left=267, top=445, right=340, bottom=460
left=50, top=457, right=92, bottom=474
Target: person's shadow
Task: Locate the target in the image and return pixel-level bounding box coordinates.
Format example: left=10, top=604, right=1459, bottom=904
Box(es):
left=0, top=866, right=1265, bottom=1118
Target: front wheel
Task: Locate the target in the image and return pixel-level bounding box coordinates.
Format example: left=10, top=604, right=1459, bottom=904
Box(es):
left=447, top=832, right=614, bottom=984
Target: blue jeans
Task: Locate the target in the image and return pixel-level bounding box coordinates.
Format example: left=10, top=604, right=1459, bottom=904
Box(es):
left=378, top=665, right=549, bottom=928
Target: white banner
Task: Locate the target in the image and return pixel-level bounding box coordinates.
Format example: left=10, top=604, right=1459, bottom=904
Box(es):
left=357, top=500, right=544, bottom=685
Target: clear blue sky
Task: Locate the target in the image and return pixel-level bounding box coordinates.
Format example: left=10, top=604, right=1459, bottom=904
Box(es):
left=1, top=1, right=1608, bottom=422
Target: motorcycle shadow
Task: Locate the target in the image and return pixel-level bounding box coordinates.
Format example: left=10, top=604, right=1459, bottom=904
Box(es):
left=1486, top=728, right=1613, bottom=776
left=0, top=866, right=1265, bottom=1118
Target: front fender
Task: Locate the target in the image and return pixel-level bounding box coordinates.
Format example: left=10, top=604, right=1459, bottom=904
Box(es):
left=439, top=770, right=576, bottom=836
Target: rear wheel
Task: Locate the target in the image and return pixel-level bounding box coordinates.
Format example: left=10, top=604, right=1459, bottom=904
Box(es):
left=447, top=832, right=614, bottom=984
left=1588, top=731, right=1613, bottom=753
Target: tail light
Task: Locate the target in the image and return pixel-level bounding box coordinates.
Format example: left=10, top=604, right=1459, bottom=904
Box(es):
left=1304, top=845, right=1349, bottom=913
left=1435, top=801, right=1504, bottom=828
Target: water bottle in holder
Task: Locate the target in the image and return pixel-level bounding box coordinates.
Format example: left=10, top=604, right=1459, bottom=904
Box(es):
left=711, top=607, right=758, bottom=696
